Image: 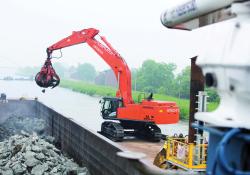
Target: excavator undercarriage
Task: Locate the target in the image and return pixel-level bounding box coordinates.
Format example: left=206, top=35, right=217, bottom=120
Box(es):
left=100, top=120, right=162, bottom=142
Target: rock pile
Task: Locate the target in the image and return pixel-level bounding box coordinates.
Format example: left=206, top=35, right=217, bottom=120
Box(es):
left=0, top=115, right=45, bottom=141
left=0, top=132, right=89, bottom=175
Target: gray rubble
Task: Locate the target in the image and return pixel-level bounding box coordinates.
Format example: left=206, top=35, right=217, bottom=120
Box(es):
left=0, top=133, right=89, bottom=175
left=0, top=115, right=89, bottom=175
left=0, top=115, right=46, bottom=141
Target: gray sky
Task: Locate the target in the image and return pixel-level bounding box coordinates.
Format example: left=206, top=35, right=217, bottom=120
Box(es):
left=0, top=0, right=199, bottom=73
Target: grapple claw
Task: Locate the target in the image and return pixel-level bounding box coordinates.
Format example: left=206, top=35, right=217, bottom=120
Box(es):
left=35, top=59, right=60, bottom=89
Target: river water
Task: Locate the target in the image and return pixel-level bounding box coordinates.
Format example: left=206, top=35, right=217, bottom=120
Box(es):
left=0, top=80, right=188, bottom=135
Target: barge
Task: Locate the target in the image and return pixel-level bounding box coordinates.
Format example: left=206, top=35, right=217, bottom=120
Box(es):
left=0, top=99, right=192, bottom=175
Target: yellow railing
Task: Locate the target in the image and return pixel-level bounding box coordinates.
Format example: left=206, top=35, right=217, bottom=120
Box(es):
left=166, top=138, right=207, bottom=171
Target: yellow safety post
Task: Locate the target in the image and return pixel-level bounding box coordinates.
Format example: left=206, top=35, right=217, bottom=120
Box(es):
left=188, top=143, right=194, bottom=168
left=154, top=137, right=207, bottom=171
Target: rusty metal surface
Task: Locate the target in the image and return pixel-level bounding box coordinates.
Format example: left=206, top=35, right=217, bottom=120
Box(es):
left=177, top=7, right=235, bottom=30
left=198, top=8, right=235, bottom=28
left=119, top=140, right=164, bottom=164
left=188, top=57, right=205, bottom=143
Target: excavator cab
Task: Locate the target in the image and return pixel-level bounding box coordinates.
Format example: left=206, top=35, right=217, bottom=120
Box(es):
left=100, top=97, right=123, bottom=119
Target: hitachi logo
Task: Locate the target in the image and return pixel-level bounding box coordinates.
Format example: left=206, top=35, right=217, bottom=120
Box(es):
left=167, top=109, right=178, bottom=113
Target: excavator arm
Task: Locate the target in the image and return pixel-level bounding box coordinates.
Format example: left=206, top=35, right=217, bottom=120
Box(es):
left=36, top=28, right=133, bottom=105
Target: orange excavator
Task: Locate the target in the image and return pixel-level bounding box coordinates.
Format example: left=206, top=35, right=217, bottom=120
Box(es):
left=35, top=28, right=179, bottom=141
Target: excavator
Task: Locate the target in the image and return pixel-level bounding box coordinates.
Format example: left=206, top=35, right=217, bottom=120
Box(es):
left=35, top=28, right=179, bottom=141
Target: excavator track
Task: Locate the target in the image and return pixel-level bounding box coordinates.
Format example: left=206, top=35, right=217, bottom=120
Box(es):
left=100, top=121, right=124, bottom=142
left=100, top=121, right=162, bottom=142
left=120, top=120, right=162, bottom=142
left=134, top=122, right=162, bottom=142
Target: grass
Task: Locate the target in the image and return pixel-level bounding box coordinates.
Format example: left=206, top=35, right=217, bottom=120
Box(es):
left=60, top=79, right=117, bottom=97
left=60, top=79, right=219, bottom=120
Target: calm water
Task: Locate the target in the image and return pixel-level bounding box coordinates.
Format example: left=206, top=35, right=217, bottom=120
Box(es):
left=0, top=80, right=188, bottom=135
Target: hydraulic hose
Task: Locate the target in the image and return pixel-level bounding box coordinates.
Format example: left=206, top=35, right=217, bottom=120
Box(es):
left=210, top=128, right=250, bottom=175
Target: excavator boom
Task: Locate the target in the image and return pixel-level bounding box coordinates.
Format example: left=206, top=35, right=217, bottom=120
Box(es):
left=45, top=28, right=133, bottom=105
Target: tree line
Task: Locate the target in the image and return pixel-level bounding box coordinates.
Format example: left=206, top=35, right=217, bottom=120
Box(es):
left=16, top=62, right=97, bottom=82
left=17, top=59, right=219, bottom=102
left=132, top=60, right=190, bottom=99
left=131, top=59, right=218, bottom=102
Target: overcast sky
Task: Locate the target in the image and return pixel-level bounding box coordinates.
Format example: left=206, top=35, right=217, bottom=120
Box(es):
left=0, top=0, right=201, bottom=73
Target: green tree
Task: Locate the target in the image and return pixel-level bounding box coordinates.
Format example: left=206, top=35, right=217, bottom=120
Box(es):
left=71, top=63, right=96, bottom=82
left=206, top=87, right=220, bottom=103
left=160, top=63, right=177, bottom=95
left=175, top=66, right=191, bottom=99
left=136, top=59, right=176, bottom=95
left=131, top=68, right=138, bottom=91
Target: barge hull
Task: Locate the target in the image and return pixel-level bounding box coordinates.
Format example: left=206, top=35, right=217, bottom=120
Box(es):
left=0, top=100, right=140, bottom=175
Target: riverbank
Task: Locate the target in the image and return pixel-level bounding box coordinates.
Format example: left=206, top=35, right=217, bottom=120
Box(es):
left=60, top=79, right=218, bottom=120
